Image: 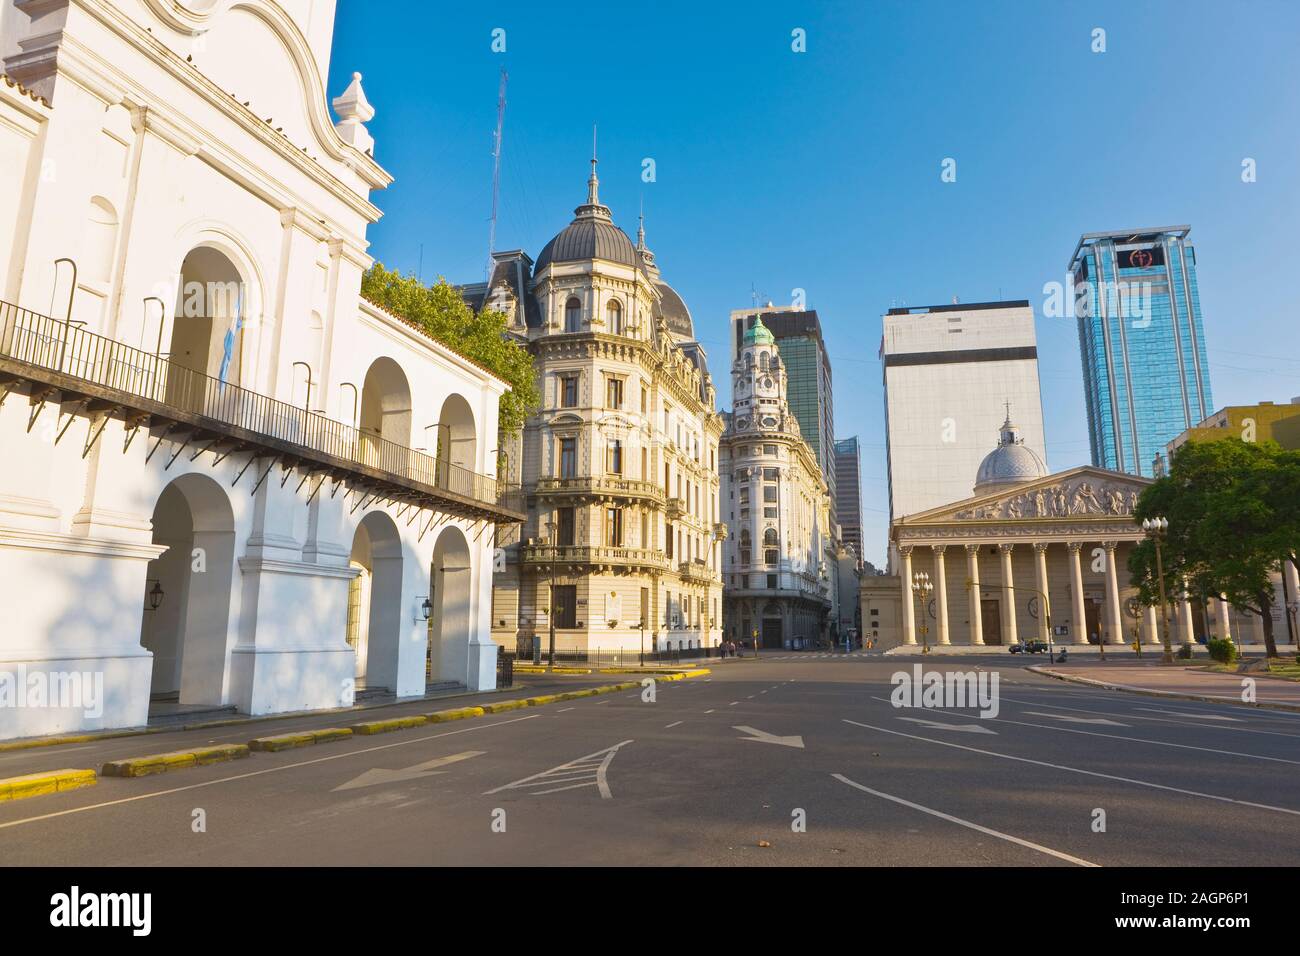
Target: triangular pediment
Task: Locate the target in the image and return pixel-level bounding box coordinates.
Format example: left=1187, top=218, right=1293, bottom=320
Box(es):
left=896, top=466, right=1153, bottom=528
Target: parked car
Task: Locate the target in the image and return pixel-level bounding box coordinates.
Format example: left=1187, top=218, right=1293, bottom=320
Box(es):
left=1009, top=640, right=1050, bottom=654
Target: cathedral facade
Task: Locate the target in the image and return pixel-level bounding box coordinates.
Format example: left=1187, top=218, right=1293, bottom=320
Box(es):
left=719, top=317, right=834, bottom=649
left=462, top=162, right=724, bottom=656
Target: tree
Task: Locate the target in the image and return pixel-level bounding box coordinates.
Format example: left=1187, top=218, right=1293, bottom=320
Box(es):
left=360, top=263, right=538, bottom=443
left=1128, top=438, right=1298, bottom=658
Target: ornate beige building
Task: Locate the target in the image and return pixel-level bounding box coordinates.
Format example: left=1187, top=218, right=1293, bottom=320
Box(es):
left=462, top=160, right=724, bottom=655
left=720, top=317, right=834, bottom=648
left=863, top=414, right=1209, bottom=649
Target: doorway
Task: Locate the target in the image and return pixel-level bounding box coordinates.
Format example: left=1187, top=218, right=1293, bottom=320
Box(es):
left=980, top=597, right=1002, bottom=645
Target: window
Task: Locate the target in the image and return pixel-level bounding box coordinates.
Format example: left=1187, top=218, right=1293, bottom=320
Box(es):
left=765, top=549, right=779, bottom=565
left=767, top=574, right=778, bottom=589
left=606, top=299, right=623, bottom=334
left=640, top=385, right=647, bottom=414
left=606, top=507, right=623, bottom=547
left=559, top=437, right=576, bottom=478
left=764, top=467, right=779, bottom=480
left=551, top=584, right=577, bottom=629
left=740, top=549, right=751, bottom=565
left=763, top=485, right=778, bottom=503
left=641, top=446, right=648, bottom=480
left=607, top=439, right=623, bottom=474
left=764, top=528, right=779, bottom=546
left=764, top=444, right=777, bottom=455
left=555, top=507, right=575, bottom=547
left=606, top=376, right=623, bottom=409
left=564, top=297, right=582, bottom=332
left=763, top=507, right=778, bottom=518
left=665, top=522, right=674, bottom=559
left=560, top=374, right=578, bottom=408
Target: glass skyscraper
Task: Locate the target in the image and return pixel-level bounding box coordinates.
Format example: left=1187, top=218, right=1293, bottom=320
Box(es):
left=1070, top=226, right=1213, bottom=477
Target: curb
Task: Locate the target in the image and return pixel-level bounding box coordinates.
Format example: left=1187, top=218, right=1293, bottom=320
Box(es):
left=101, top=743, right=250, bottom=778
left=0, top=768, right=98, bottom=802
left=248, top=728, right=353, bottom=752
left=1027, top=666, right=1300, bottom=714
left=350, top=715, right=428, bottom=735
left=424, top=706, right=485, bottom=723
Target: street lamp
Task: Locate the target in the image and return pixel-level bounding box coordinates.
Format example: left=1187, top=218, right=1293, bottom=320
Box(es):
left=1142, top=516, right=1175, bottom=664
left=545, top=519, right=558, bottom=673
left=911, top=570, right=933, bottom=655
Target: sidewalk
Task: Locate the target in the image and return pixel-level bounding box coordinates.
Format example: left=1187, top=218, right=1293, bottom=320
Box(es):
left=1029, top=659, right=1300, bottom=712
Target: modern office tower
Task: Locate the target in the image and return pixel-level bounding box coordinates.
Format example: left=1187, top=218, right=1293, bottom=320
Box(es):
left=880, top=299, right=1047, bottom=527
left=1069, top=226, right=1213, bottom=477
left=730, top=306, right=836, bottom=524
left=833, top=437, right=864, bottom=564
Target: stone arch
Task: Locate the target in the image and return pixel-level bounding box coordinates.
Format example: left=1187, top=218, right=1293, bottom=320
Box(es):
left=358, top=356, right=412, bottom=466
left=435, top=392, right=477, bottom=492
left=138, top=472, right=237, bottom=706
left=429, top=525, right=474, bottom=684
left=348, top=510, right=404, bottom=691
left=167, top=243, right=252, bottom=412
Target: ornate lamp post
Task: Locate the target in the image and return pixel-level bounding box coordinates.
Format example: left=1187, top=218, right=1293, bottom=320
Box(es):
left=1142, top=516, right=1175, bottom=664
left=912, top=570, right=933, bottom=655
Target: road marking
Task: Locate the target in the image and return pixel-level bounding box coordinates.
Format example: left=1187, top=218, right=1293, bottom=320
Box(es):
left=484, top=740, right=632, bottom=799
left=665, top=721, right=683, bottom=729
left=843, top=719, right=1300, bottom=817
left=704, top=709, right=715, bottom=714
left=1137, top=707, right=1242, bottom=722
left=733, top=725, right=805, bottom=748
left=1022, top=711, right=1128, bottom=726
left=832, top=774, right=1098, bottom=867
left=558, top=707, right=575, bottom=713
left=729, top=701, right=740, bottom=706
left=992, top=717, right=1300, bottom=766
left=998, top=695, right=1300, bottom=739
left=897, top=716, right=997, bottom=735
left=332, top=751, right=484, bottom=792
left=0, top=715, right=541, bottom=831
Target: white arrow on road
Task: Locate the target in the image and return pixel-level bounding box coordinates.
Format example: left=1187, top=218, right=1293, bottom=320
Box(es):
left=1023, top=711, right=1128, bottom=726
left=896, top=716, right=997, bottom=734
left=733, top=725, right=805, bottom=748
left=332, top=751, right=485, bottom=792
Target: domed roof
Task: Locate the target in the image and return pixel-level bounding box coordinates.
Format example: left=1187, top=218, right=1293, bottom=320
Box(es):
left=974, top=412, right=1047, bottom=494
left=654, top=281, right=694, bottom=338
left=535, top=158, right=637, bottom=272
left=744, top=315, right=775, bottom=346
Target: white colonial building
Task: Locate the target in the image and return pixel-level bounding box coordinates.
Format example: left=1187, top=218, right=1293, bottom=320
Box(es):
left=720, top=316, right=834, bottom=648
left=0, top=0, right=522, bottom=740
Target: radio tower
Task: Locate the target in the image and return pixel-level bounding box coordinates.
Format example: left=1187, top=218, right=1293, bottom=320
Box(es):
left=486, top=68, right=508, bottom=281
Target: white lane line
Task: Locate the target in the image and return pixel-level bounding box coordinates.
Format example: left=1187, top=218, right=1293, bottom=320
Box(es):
left=665, top=721, right=683, bottom=729
left=897, top=716, right=996, bottom=735
left=557, top=707, right=575, bottom=713
left=704, top=709, right=715, bottom=714
left=998, top=695, right=1300, bottom=740
left=0, top=715, right=542, bottom=831
left=484, top=740, right=632, bottom=800
left=1137, top=707, right=1242, bottom=722
left=832, top=780, right=1097, bottom=868
left=843, top=719, right=1300, bottom=817
left=832, top=774, right=1098, bottom=867
left=730, top=701, right=740, bottom=706
left=1022, top=711, right=1128, bottom=726
left=992, top=717, right=1300, bottom=766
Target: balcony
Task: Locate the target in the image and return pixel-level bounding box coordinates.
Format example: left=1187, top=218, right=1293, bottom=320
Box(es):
left=712, top=522, right=729, bottom=541
left=0, top=299, right=525, bottom=524
left=665, top=497, right=686, bottom=519
left=678, top=558, right=714, bottom=584
left=519, top=543, right=671, bottom=574
left=534, top=475, right=664, bottom=505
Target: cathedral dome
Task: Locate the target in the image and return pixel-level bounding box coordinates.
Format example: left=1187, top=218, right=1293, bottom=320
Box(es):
left=535, top=158, right=637, bottom=272
left=974, top=411, right=1047, bottom=495
left=743, top=315, right=775, bottom=346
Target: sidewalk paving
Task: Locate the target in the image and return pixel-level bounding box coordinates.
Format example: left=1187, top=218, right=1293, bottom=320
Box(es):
left=1030, top=659, right=1300, bottom=711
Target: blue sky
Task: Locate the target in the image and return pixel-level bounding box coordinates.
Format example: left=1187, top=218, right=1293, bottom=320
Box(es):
left=328, top=0, right=1300, bottom=566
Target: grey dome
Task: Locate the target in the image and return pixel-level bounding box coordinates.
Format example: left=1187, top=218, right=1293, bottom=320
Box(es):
left=654, top=281, right=694, bottom=338
left=536, top=217, right=637, bottom=272
left=974, top=415, right=1047, bottom=494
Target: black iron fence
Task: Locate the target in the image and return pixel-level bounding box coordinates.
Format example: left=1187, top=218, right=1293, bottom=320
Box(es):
left=496, top=645, right=514, bottom=689
left=0, top=298, right=503, bottom=507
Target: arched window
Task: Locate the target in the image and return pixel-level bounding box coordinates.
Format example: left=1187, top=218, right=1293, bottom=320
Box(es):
left=764, top=527, right=779, bottom=546
left=759, top=351, right=770, bottom=370
left=606, top=299, right=623, bottom=334
left=564, top=297, right=582, bottom=333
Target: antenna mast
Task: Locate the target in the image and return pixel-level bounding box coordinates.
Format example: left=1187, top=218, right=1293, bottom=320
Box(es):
left=486, top=68, right=508, bottom=281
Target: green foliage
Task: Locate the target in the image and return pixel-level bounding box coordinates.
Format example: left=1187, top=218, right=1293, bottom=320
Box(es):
left=1176, top=643, right=1193, bottom=660
left=1128, top=438, right=1300, bottom=658
left=1206, top=638, right=1237, bottom=664
left=360, top=263, right=538, bottom=442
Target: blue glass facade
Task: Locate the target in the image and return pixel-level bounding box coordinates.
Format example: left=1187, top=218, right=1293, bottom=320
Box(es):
left=1071, top=227, right=1213, bottom=477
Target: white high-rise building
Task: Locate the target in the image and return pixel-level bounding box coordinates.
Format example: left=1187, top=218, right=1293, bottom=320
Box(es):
left=880, top=299, right=1047, bottom=558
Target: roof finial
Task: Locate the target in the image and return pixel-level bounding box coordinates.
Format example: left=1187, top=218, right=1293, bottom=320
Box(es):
left=637, top=196, right=646, bottom=249
left=587, top=123, right=599, bottom=206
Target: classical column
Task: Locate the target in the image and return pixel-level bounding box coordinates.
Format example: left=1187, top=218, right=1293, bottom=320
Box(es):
left=1143, top=604, right=1160, bottom=645
left=899, top=545, right=916, bottom=645
left=965, top=544, right=984, bottom=646
left=932, top=545, right=950, bottom=645
left=1033, top=542, right=1051, bottom=643
left=1067, top=542, right=1089, bottom=645
left=998, top=543, right=1017, bottom=645
left=1102, top=541, right=1123, bottom=645
left=1178, top=579, right=1196, bottom=645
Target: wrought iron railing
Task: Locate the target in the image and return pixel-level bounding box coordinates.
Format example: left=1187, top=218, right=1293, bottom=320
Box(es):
left=0, top=299, right=504, bottom=508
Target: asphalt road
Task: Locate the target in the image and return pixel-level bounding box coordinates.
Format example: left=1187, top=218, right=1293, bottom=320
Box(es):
left=3, top=653, right=1299, bottom=866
